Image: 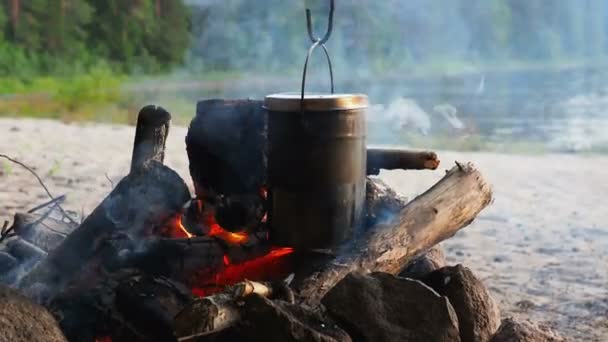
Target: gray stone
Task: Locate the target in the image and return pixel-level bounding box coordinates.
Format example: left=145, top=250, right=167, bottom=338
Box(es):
left=0, top=284, right=67, bottom=342
left=400, top=245, right=447, bottom=278
left=242, top=295, right=351, bottom=342
left=491, top=317, right=565, bottom=342
left=322, top=272, right=460, bottom=342
left=423, top=264, right=501, bottom=342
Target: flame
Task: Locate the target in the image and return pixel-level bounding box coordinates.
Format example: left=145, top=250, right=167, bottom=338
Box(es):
left=160, top=194, right=294, bottom=298
left=205, top=216, right=249, bottom=244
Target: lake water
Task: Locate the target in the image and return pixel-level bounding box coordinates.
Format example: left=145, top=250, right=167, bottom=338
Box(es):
left=140, top=67, right=608, bottom=153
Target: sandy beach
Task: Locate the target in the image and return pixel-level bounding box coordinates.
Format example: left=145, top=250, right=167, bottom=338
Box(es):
left=1, top=118, right=607, bottom=341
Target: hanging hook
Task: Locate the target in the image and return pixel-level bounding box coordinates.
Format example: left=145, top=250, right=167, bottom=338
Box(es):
left=306, top=0, right=335, bottom=44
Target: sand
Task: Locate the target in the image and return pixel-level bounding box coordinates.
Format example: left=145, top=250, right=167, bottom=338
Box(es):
left=1, top=118, right=607, bottom=341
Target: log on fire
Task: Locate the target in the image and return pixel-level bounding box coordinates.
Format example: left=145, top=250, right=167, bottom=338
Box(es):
left=292, top=162, right=493, bottom=305
left=18, top=161, right=191, bottom=294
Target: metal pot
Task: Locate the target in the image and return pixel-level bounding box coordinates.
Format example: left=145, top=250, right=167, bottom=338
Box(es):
left=264, top=93, right=368, bottom=250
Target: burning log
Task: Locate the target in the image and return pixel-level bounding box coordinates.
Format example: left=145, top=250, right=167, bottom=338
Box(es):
left=293, top=162, right=493, bottom=305
left=366, top=148, right=440, bottom=175
left=129, top=233, right=294, bottom=294
left=19, top=161, right=191, bottom=294
left=130, top=105, right=171, bottom=173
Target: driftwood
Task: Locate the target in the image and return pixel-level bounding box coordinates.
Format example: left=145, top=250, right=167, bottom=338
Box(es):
left=293, top=162, right=493, bottom=305
left=366, top=148, right=440, bottom=175
left=19, top=162, right=191, bottom=293
left=130, top=105, right=171, bottom=173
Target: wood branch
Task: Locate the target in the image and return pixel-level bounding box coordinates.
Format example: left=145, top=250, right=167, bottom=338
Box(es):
left=127, top=231, right=275, bottom=285
left=173, top=280, right=276, bottom=340
left=11, top=212, right=76, bottom=252
left=19, top=161, right=190, bottom=293
left=366, top=148, right=440, bottom=175
left=130, top=105, right=171, bottom=173
left=186, top=99, right=266, bottom=197
left=293, top=162, right=493, bottom=306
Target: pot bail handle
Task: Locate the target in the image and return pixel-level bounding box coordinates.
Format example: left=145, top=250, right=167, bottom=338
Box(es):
left=300, top=0, right=335, bottom=113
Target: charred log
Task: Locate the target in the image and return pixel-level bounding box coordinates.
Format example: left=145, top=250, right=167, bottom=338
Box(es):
left=130, top=105, right=171, bottom=173
left=19, top=161, right=190, bottom=295
left=186, top=99, right=266, bottom=197
left=186, top=99, right=266, bottom=232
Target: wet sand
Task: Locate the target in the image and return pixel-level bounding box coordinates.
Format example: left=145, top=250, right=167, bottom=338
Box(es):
left=1, top=118, right=607, bottom=341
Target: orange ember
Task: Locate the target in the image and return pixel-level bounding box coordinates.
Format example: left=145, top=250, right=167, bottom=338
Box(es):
left=162, top=202, right=248, bottom=244
left=161, top=196, right=294, bottom=298
left=191, top=246, right=294, bottom=297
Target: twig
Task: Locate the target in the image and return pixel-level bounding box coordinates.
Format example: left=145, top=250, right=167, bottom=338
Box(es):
left=27, top=194, right=67, bottom=214
left=0, top=220, right=15, bottom=243
left=104, top=173, right=115, bottom=189
left=0, top=154, right=77, bottom=225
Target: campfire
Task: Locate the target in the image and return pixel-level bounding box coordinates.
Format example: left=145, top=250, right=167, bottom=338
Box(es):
left=2, top=2, right=566, bottom=341
left=0, top=98, right=497, bottom=341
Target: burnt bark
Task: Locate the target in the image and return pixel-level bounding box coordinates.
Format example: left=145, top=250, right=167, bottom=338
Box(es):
left=293, top=162, right=493, bottom=305
left=19, top=161, right=190, bottom=295
left=131, top=105, right=171, bottom=173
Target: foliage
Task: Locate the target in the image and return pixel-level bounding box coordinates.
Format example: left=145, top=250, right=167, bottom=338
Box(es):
left=0, top=0, right=190, bottom=79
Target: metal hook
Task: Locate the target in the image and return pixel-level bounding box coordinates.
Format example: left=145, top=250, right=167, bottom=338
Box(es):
left=306, top=0, right=335, bottom=44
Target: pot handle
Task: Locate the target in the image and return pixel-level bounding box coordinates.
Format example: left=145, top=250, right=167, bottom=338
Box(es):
left=300, top=0, right=335, bottom=113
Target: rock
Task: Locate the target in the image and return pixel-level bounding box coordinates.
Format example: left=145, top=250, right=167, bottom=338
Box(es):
left=0, top=284, right=67, bottom=342
left=322, top=272, right=460, bottom=342
left=242, top=295, right=351, bottom=342
left=422, top=264, right=501, bottom=342
left=399, top=245, right=446, bottom=278
left=491, top=317, right=565, bottom=342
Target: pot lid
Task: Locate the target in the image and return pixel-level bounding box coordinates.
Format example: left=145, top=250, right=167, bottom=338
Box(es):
left=264, top=93, right=368, bottom=112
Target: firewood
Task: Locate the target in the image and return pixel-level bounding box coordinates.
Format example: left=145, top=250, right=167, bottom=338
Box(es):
left=11, top=212, right=75, bottom=252
left=292, top=162, right=493, bottom=306
left=18, top=161, right=191, bottom=295
left=127, top=231, right=275, bottom=285
left=366, top=148, right=440, bottom=175
left=173, top=280, right=278, bottom=340
left=130, top=105, right=171, bottom=173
